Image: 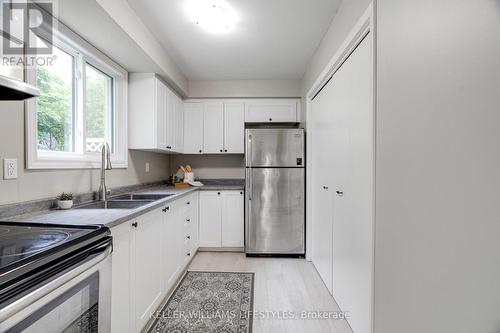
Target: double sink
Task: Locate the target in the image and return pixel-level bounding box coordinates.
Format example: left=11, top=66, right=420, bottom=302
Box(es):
left=77, top=193, right=174, bottom=210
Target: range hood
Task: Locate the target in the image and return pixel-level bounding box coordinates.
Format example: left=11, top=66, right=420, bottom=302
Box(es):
left=0, top=75, right=40, bottom=100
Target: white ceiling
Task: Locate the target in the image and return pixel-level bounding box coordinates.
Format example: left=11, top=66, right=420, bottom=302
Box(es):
left=127, top=0, right=341, bottom=81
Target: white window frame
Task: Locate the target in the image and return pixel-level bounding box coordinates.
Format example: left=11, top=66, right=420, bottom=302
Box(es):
left=25, top=17, right=128, bottom=169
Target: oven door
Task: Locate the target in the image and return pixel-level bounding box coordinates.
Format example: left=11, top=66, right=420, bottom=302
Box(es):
left=0, top=243, right=112, bottom=333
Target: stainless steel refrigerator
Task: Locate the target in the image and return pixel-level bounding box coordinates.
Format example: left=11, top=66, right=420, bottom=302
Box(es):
left=245, top=128, right=305, bottom=256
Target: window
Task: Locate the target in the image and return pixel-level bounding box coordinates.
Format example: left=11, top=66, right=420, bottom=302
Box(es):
left=26, top=21, right=127, bottom=169
left=36, top=43, right=75, bottom=152
left=84, top=64, right=114, bottom=153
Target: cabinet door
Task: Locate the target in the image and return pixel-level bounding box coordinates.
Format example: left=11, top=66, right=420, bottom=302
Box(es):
left=131, top=209, right=164, bottom=332
left=221, top=191, right=244, bottom=247
left=245, top=100, right=298, bottom=123
left=165, top=89, right=176, bottom=151
left=224, top=102, right=245, bottom=153
left=203, top=102, right=224, bottom=153
left=156, top=79, right=167, bottom=150
left=163, top=203, right=181, bottom=292
left=110, top=223, right=132, bottom=333
left=199, top=191, right=222, bottom=247
left=183, top=103, right=204, bottom=154
left=175, top=96, right=184, bottom=153
left=190, top=192, right=200, bottom=251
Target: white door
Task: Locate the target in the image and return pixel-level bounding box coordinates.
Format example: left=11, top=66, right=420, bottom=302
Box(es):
left=221, top=191, right=244, bottom=247
left=131, top=209, right=164, bottom=332
left=224, top=102, right=245, bottom=153
left=165, top=89, right=176, bottom=151
left=244, top=100, right=298, bottom=123
left=312, top=34, right=374, bottom=333
left=188, top=193, right=200, bottom=251
left=199, top=191, right=222, bottom=247
left=311, top=59, right=341, bottom=294
left=203, top=102, right=224, bottom=153
left=183, top=103, right=204, bottom=154
left=331, top=35, right=373, bottom=333
left=175, top=96, right=184, bottom=152
left=110, top=223, right=132, bottom=333
left=155, top=79, right=167, bottom=150
left=163, top=203, right=181, bottom=292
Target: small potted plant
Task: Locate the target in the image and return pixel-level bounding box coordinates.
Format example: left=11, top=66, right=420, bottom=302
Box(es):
left=56, top=192, right=74, bottom=210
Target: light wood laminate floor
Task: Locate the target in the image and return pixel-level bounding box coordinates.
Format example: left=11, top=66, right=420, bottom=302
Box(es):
left=189, top=252, right=353, bottom=333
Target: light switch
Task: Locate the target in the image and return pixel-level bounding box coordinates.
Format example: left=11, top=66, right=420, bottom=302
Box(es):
left=3, top=158, right=18, bottom=179
left=145, top=162, right=150, bottom=173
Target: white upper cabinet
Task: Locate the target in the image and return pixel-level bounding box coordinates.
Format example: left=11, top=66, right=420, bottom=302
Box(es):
left=245, top=99, right=299, bottom=123
left=184, top=100, right=245, bottom=154
left=175, top=96, right=184, bottom=152
left=183, top=103, right=204, bottom=154
left=165, top=89, right=184, bottom=153
left=129, top=73, right=183, bottom=153
left=156, top=81, right=167, bottom=149
left=224, top=102, right=245, bottom=153
left=203, top=102, right=225, bottom=153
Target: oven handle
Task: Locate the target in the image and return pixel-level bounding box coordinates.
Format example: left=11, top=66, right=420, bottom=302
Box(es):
left=0, top=240, right=112, bottom=324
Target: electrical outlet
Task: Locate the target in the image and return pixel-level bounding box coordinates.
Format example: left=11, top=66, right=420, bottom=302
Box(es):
left=145, top=162, right=150, bottom=173
left=3, top=158, right=18, bottom=179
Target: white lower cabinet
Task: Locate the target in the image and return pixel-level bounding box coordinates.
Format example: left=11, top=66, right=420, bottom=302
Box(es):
left=199, top=190, right=244, bottom=248
left=110, top=191, right=200, bottom=333
left=163, top=201, right=182, bottom=290
left=110, top=222, right=132, bottom=333
left=221, top=191, right=245, bottom=247
left=131, top=209, right=164, bottom=332
left=199, top=191, right=222, bottom=247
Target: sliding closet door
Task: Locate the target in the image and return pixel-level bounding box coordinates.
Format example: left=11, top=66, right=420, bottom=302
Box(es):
left=333, top=35, right=374, bottom=333
left=311, top=33, right=374, bottom=333
left=311, top=91, right=334, bottom=292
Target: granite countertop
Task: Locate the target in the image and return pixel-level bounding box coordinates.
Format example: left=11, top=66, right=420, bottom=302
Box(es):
left=6, top=186, right=198, bottom=228
left=4, top=179, right=245, bottom=229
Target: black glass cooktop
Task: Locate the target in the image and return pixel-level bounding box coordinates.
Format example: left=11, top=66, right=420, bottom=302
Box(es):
left=0, top=222, right=111, bottom=307
left=0, top=222, right=110, bottom=283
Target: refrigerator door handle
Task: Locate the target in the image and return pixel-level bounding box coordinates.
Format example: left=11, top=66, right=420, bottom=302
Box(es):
left=248, top=134, right=253, bottom=199
left=245, top=168, right=252, bottom=253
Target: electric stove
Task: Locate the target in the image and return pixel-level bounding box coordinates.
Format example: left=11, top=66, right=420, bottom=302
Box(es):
left=0, top=222, right=111, bottom=307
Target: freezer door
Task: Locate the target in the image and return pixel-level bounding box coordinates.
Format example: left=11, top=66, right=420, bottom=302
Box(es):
left=245, top=167, right=305, bottom=254
left=245, top=128, right=304, bottom=167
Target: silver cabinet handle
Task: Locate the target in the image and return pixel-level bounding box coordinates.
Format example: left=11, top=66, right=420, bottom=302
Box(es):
left=336, top=190, right=344, bottom=197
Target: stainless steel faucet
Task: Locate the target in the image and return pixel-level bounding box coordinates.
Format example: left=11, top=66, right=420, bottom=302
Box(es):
left=98, top=142, right=113, bottom=201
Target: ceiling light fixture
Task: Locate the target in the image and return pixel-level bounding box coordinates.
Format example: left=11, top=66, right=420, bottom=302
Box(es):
left=186, top=0, right=238, bottom=34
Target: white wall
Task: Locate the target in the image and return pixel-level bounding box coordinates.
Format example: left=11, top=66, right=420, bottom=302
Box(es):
left=96, top=0, right=188, bottom=95
left=170, top=154, right=244, bottom=179
left=0, top=102, right=170, bottom=205
left=375, top=1, right=500, bottom=332
left=188, top=79, right=301, bottom=98
left=300, top=0, right=373, bottom=98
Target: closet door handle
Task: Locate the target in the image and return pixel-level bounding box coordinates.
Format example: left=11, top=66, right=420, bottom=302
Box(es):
left=336, top=190, right=344, bottom=197
left=322, top=186, right=329, bottom=190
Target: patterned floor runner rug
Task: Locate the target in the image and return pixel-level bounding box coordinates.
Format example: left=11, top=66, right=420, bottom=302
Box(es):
left=149, top=271, right=255, bottom=333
